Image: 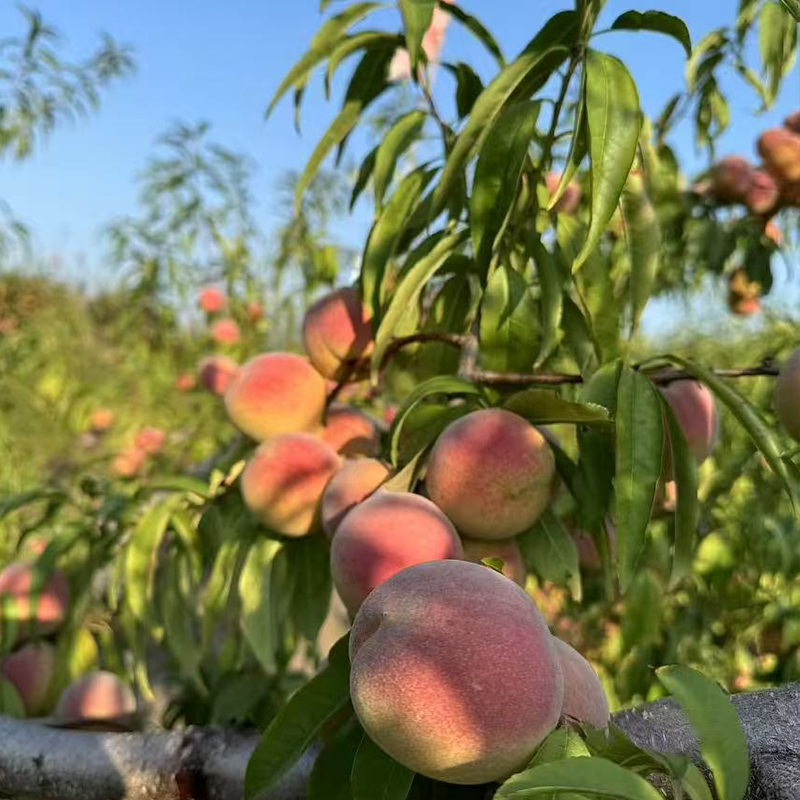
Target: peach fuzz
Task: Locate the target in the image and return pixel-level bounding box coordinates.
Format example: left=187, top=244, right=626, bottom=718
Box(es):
left=552, top=638, right=610, bottom=729
left=54, top=670, right=137, bottom=724
left=774, top=348, right=800, bottom=441
left=321, top=405, right=381, bottom=458
left=302, top=287, right=373, bottom=381
left=0, top=562, right=70, bottom=637
left=321, top=458, right=391, bottom=538
left=426, top=408, right=555, bottom=539
left=461, top=537, right=527, bottom=586
left=198, top=355, right=240, bottom=397
left=1, top=642, right=55, bottom=715
left=224, top=353, right=326, bottom=441
left=330, top=490, right=463, bottom=617
left=758, top=128, right=800, bottom=183
left=198, top=286, right=225, bottom=314
left=660, top=380, right=719, bottom=467
left=349, top=560, right=564, bottom=784
left=241, top=433, right=340, bottom=537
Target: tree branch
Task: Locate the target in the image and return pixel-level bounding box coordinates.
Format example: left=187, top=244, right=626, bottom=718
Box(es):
left=1, top=683, right=798, bottom=800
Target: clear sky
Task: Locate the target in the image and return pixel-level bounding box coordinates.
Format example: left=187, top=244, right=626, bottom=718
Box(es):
left=0, top=0, right=797, bottom=294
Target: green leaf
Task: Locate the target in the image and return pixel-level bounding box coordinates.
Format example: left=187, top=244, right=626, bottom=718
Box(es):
left=479, top=263, right=539, bottom=372
left=373, top=110, right=428, bottom=211
left=285, top=537, right=332, bottom=642
left=659, top=397, right=698, bottom=588
left=0, top=677, right=24, bottom=718
left=574, top=51, right=641, bottom=273
left=352, top=734, right=415, bottom=800
left=504, top=389, right=610, bottom=425
left=529, top=236, right=564, bottom=367
left=759, top=1, right=798, bottom=104
left=202, top=539, right=244, bottom=649
left=656, top=666, right=749, bottom=800
left=682, top=764, right=715, bottom=800
left=495, top=757, right=665, bottom=799
left=309, top=721, right=364, bottom=800
left=351, top=146, right=378, bottom=209
left=327, top=32, right=404, bottom=95
left=471, top=101, right=540, bottom=277
left=530, top=727, right=590, bottom=767
left=778, top=0, right=800, bottom=20
left=622, top=570, right=662, bottom=649
left=382, top=449, right=428, bottom=492
left=399, top=0, right=435, bottom=71
left=431, top=12, right=578, bottom=219
left=393, top=402, right=478, bottom=467
left=621, top=168, right=660, bottom=338
left=562, top=296, right=599, bottom=377
left=159, top=556, right=203, bottom=689
left=443, top=62, right=485, bottom=118
left=615, top=368, right=664, bottom=592
left=547, top=90, right=587, bottom=212
left=372, top=230, right=468, bottom=381
left=518, top=508, right=582, bottom=601
left=611, top=11, right=693, bottom=57
left=245, top=635, right=352, bottom=798
left=0, top=489, right=66, bottom=520
left=438, top=2, right=505, bottom=66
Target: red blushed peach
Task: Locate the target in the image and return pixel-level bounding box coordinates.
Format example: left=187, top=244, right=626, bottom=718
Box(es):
left=321, top=405, right=381, bottom=458
left=330, top=490, right=463, bottom=617
left=211, top=317, right=241, bottom=345
left=774, top=348, right=800, bottom=441
left=552, top=638, right=609, bottom=729
left=198, top=355, right=240, bottom=396
left=709, top=156, right=753, bottom=203
left=461, top=537, right=527, bottom=586
left=111, top=449, right=146, bottom=478
left=545, top=172, right=582, bottom=214
left=426, top=409, right=555, bottom=539
left=759, top=128, right=800, bottom=183
left=198, top=286, right=225, bottom=314
left=349, top=560, right=564, bottom=784
left=745, top=169, right=780, bottom=215
left=302, top=287, right=373, bottom=381
left=241, top=433, right=340, bottom=537
left=1, top=642, right=55, bottom=715
left=246, top=300, right=264, bottom=322
left=134, top=427, right=165, bottom=455
left=321, top=458, right=391, bottom=538
left=786, top=111, right=800, bottom=135
left=660, top=380, right=719, bottom=467
left=175, top=372, right=197, bottom=392
left=574, top=521, right=616, bottom=572
left=224, top=353, right=326, bottom=441
left=54, top=671, right=137, bottom=724
left=88, top=408, right=115, bottom=433
left=0, top=562, right=70, bottom=637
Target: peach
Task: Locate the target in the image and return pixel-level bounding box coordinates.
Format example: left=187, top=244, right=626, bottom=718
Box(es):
left=758, top=128, right=800, bottom=183
left=224, top=353, right=326, bottom=441
left=709, top=156, right=753, bottom=203
left=321, top=405, right=381, bottom=458
left=1, top=642, right=55, bottom=715
left=134, top=427, right=165, bottom=455
left=302, top=287, right=373, bottom=381
left=786, top=111, right=800, bottom=134
left=241, top=433, right=340, bottom=537
left=349, top=560, right=564, bottom=784
left=211, top=317, right=241, bottom=345
left=198, top=355, right=240, bottom=396
left=774, top=348, right=800, bottom=441
left=246, top=300, right=264, bottom=322
left=552, top=638, right=609, bottom=729
left=321, top=458, right=391, bottom=538
left=745, top=169, right=780, bottom=215
left=198, top=286, right=225, bottom=314
left=545, top=171, right=582, bottom=214
left=426, top=409, right=555, bottom=539
left=88, top=408, right=115, bottom=433
left=0, top=562, right=70, bottom=637
left=111, top=448, right=146, bottom=478
left=175, top=372, right=196, bottom=392
left=54, top=671, right=136, bottom=724
left=660, top=380, right=719, bottom=466
left=331, top=490, right=463, bottom=617
left=765, top=220, right=783, bottom=247
left=574, top=521, right=616, bottom=572
left=461, top=537, right=527, bottom=586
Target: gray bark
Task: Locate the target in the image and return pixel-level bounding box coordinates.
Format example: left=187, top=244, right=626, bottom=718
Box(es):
left=0, top=683, right=797, bottom=800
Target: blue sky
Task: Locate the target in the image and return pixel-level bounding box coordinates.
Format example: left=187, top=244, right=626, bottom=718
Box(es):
left=0, top=0, right=797, bottom=295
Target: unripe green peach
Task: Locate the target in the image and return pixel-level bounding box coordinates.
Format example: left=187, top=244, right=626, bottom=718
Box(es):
left=224, top=353, right=326, bottom=441
left=426, top=409, right=555, bottom=539
left=54, top=670, right=136, bottom=725
left=1, top=642, right=55, bottom=715
left=774, top=348, right=800, bottom=441
left=302, top=287, right=373, bottom=381
left=321, top=405, right=381, bottom=458
left=321, top=458, right=391, bottom=538
left=0, top=562, right=70, bottom=639
left=461, top=537, right=527, bottom=586
left=758, top=128, right=800, bottom=183
left=330, top=490, right=463, bottom=617
left=241, top=433, right=340, bottom=537
left=349, top=560, right=564, bottom=784
left=552, top=637, right=609, bottom=729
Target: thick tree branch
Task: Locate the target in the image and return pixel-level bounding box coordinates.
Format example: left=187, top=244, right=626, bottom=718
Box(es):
left=0, top=683, right=798, bottom=800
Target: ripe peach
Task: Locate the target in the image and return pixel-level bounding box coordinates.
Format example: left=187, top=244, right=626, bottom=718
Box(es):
left=745, top=169, right=780, bottom=215
left=321, top=458, right=391, bottom=538
left=758, top=128, right=800, bottom=183
left=0, top=562, right=70, bottom=637
left=545, top=171, right=582, bottom=214
left=88, top=408, right=115, bottom=433
left=573, top=521, right=616, bottom=572
left=426, top=409, right=555, bottom=539
left=241, top=433, right=340, bottom=537
left=321, top=405, right=381, bottom=458
left=349, top=560, right=564, bottom=784
left=660, top=380, right=719, bottom=466
left=1, top=642, right=55, bottom=715
left=111, top=449, right=146, bottom=478
left=709, top=156, right=753, bottom=203
left=302, top=287, right=373, bottom=381
left=198, top=355, right=240, bottom=397
left=211, top=317, right=241, bottom=345
left=54, top=671, right=136, bottom=724
left=331, top=490, right=463, bottom=617
left=786, top=111, right=800, bottom=135
left=198, top=286, right=225, bottom=314
left=765, top=220, right=783, bottom=247
left=175, top=372, right=196, bottom=392
left=774, top=348, right=800, bottom=441
left=552, top=637, right=609, bottom=729
left=224, top=353, right=326, bottom=441
left=461, top=537, right=527, bottom=586
left=134, top=427, right=165, bottom=455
